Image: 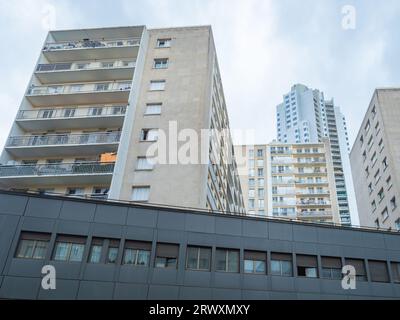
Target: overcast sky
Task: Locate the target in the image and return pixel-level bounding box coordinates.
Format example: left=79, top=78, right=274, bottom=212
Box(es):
left=0, top=0, right=399, bottom=149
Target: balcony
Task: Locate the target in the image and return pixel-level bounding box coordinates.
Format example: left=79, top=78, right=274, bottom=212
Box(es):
left=26, top=81, right=132, bottom=106
left=295, top=180, right=329, bottom=186
left=296, top=190, right=330, bottom=196
left=0, top=162, right=115, bottom=187
left=16, top=106, right=126, bottom=131
left=297, top=200, right=331, bottom=207
left=5, top=132, right=120, bottom=157
left=42, top=38, right=141, bottom=62
left=297, top=211, right=333, bottom=219
left=35, top=61, right=135, bottom=84
left=294, top=169, right=327, bottom=176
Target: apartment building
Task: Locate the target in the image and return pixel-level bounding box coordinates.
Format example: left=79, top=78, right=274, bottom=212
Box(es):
left=0, top=25, right=244, bottom=213
left=276, top=84, right=358, bottom=226
left=350, top=88, right=400, bottom=230
left=235, top=140, right=341, bottom=224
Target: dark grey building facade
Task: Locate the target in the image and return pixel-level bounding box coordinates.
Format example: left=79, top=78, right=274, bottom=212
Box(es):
left=0, top=190, right=400, bottom=300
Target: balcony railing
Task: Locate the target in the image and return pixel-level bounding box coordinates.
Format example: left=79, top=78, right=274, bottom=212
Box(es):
left=36, top=60, right=136, bottom=73
left=0, top=162, right=115, bottom=178
left=43, top=38, right=141, bottom=52
left=297, top=200, right=331, bottom=206
left=17, top=106, right=127, bottom=120
left=296, top=190, right=330, bottom=195
left=27, top=82, right=132, bottom=96
left=297, top=211, right=332, bottom=217
left=6, top=132, right=121, bottom=148
left=295, top=180, right=328, bottom=185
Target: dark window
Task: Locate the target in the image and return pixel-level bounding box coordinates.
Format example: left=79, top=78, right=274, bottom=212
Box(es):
left=53, top=235, right=86, bottom=262
left=345, top=258, right=367, bottom=281
left=123, top=241, right=151, bottom=266
left=88, top=238, right=120, bottom=264
left=15, top=232, right=50, bottom=260
left=155, top=243, right=179, bottom=269
left=215, top=248, right=239, bottom=273
left=185, top=246, right=211, bottom=271
left=369, top=260, right=389, bottom=283
left=244, top=251, right=266, bottom=274
left=270, top=252, right=293, bottom=276
left=391, top=262, right=400, bottom=283
left=321, top=256, right=342, bottom=279
left=296, top=254, right=318, bottom=278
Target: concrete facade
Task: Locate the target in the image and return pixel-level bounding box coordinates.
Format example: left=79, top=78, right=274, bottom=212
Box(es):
left=350, top=88, right=400, bottom=230
left=0, top=25, right=244, bottom=214
left=0, top=190, right=399, bottom=300
left=235, top=140, right=341, bottom=224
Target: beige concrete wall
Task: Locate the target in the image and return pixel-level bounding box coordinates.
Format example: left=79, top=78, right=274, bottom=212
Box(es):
left=350, top=89, right=400, bottom=229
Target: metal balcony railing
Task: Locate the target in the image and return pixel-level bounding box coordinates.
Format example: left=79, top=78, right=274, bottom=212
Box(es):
left=43, top=38, right=141, bottom=51
left=6, top=132, right=121, bottom=147
left=36, top=61, right=136, bottom=73
left=0, top=162, right=115, bottom=177
left=297, top=200, right=331, bottom=206
left=17, top=106, right=127, bottom=120
left=27, top=82, right=132, bottom=96
left=296, top=190, right=330, bottom=195
left=297, top=211, right=332, bottom=217
left=295, top=180, right=329, bottom=184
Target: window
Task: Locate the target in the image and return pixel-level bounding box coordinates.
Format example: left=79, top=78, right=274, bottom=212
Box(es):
left=369, top=260, right=389, bottom=283
left=153, top=58, right=169, bottom=69
left=88, top=238, right=120, bottom=264
left=257, top=159, right=264, bottom=167
left=67, top=187, right=85, bottom=196
left=345, top=258, right=367, bottom=281
left=374, top=169, right=380, bottom=184
left=70, top=84, right=83, bottom=92
left=391, top=262, right=400, bottom=283
left=257, top=168, right=264, bottom=177
left=395, top=219, right=400, bottom=231
left=321, top=256, right=342, bottom=280
left=89, top=107, right=103, bottom=116
left=296, top=255, right=318, bottom=278
left=102, top=62, right=114, bottom=68
left=378, top=188, right=384, bottom=202
left=140, top=128, right=159, bottom=141
left=88, top=238, right=103, bottom=263
left=371, top=200, right=377, bottom=212
left=391, top=197, right=397, bottom=211
left=368, top=183, right=373, bottom=194
left=258, top=189, right=265, bottom=198
left=216, top=248, right=239, bottom=273
left=258, top=199, right=265, bottom=209
left=257, top=149, right=264, bottom=157
left=136, top=157, right=154, bottom=170
left=53, top=235, right=86, bottom=262
left=382, top=157, right=388, bottom=170
left=365, top=120, right=371, bottom=133
left=123, top=241, right=151, bottom=266
left=258, top=178, right=264, bottom=187
left=131, top=186, right=150, bottom=202
left=244, top=251, right=266, bottom=274
left=186, top=246, right=211, bottom=271
left=248, top=189, right=255, bottom=198
left=271, top=252, right=293, bottom=276
left=15, top=232, right=50, bottom=260
left=248, top=178, right=255, bottom=187
left=155, top=243, right=179, bottom=268
left=145, top=103, right=162, bottom=115
left=95, top=83, right=109, bottom=91
left=381, top=207, right=389, bottom=221
left=107, top=240, right=120, bottom=264
left=149, top=80, right=166, bottom=91
left=157, top=38, right=171, bottom=48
